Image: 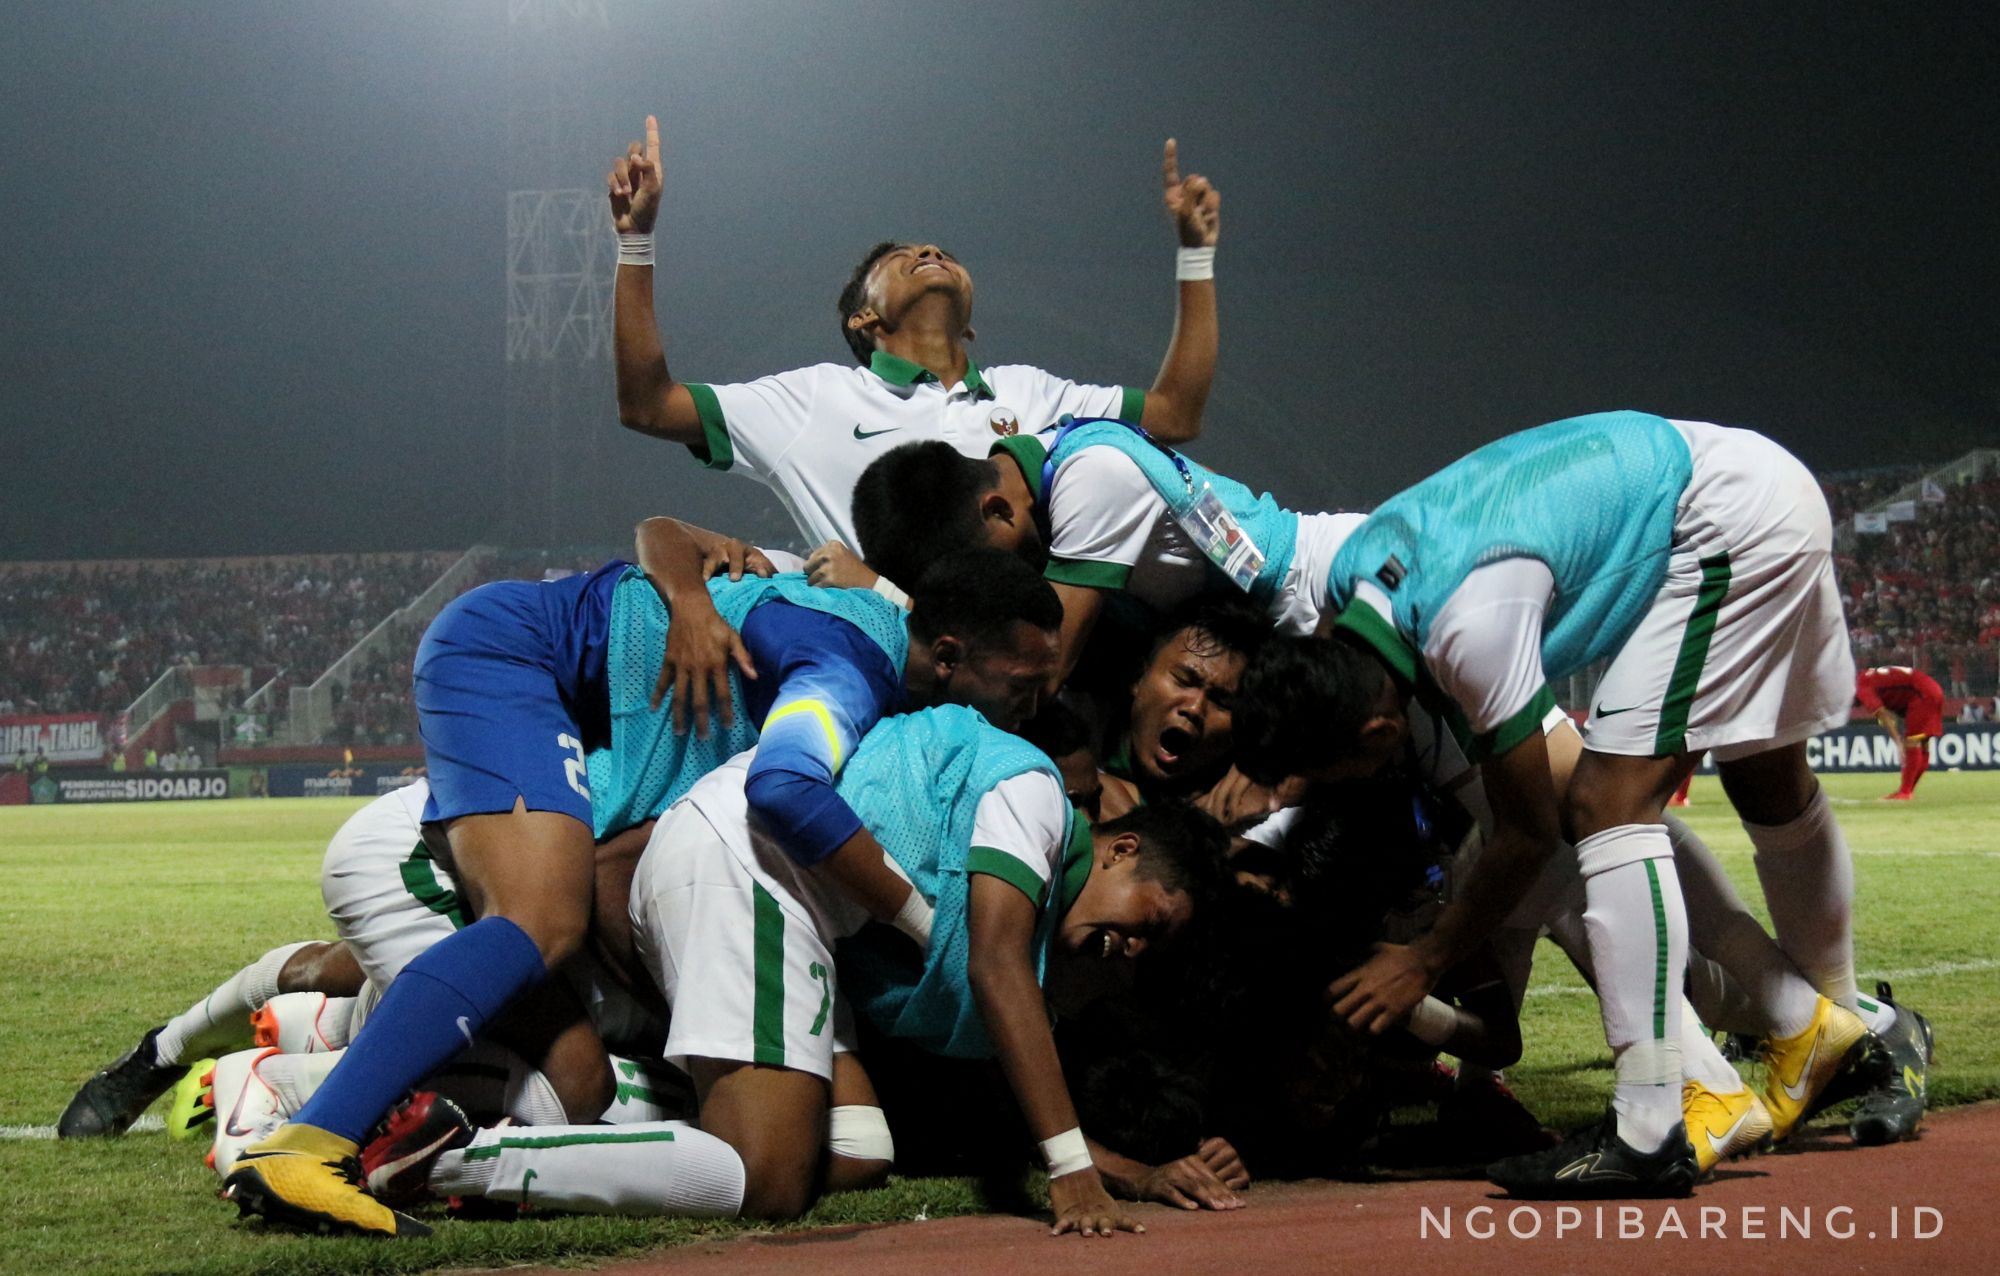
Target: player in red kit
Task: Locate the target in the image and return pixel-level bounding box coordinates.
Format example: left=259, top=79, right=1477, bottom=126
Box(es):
left=1855, top=666, right=1946, bottom=800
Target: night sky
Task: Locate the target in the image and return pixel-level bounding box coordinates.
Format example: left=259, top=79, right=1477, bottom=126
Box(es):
left=3, top=1, right=1994, bottom=560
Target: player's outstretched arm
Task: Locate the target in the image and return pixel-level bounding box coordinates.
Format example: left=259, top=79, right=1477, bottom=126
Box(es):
left=966, top=876, right=1141, bottom=1238
left=1138, top=138, right=1220, bottom=446
left=1331, top=730, right=1562, bottom=1034
left=610, top=114, right=704, bottom=448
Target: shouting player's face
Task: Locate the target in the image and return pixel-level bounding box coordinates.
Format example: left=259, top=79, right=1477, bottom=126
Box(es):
left=1126, top=628, right=1245, bottom=785
left=1056, top=832, right=1196, bottom=970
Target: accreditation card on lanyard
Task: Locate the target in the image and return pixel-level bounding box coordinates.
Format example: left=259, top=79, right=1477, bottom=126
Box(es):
left=1040, top=416, right=1266, bottom=593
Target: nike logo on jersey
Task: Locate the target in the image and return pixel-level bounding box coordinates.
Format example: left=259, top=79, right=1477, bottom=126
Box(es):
left=853, top=424, right=900, bottom=440
left=1553, top=1152, right=1637, bottom=1182
left=1594, top=703, right=1643, bottom=718
left=457, top=1016, right=476, bottom=1048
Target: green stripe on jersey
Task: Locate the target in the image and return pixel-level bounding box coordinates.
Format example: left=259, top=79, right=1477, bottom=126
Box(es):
left=464, top=1128, right=678, bottom=1161
left=684, top=383, right=734, bottom=472
left=1654, top=553, right=1731, bottom=754
left=1044, top=557, right=1133, bottom=591
left=966, top=846, right=1048, bottom=906
left=752, top=882, right=787, bottom=1066
left=1118, top=385, right=1146, bottom=424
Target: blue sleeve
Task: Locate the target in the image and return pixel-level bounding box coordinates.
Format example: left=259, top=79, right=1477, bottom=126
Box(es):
left=739, top=602, right=902, bottom=866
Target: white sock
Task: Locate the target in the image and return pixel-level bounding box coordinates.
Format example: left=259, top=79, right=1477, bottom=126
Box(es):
left=1742, top=789, right=1859, bottom=1013
left=604, top=1055, right=696, bottom=1124
left=429, top=1121, right=744, bottom=1216
left=426, top=1042, right=571, bottom=1126
left=154, top=941, right=314, bottom=1065
left=1852, top=987, right=1898, bottom=1035
left=256, top=992, right=357, bottom=1052
left=257, top=1049, right=346, bottom=1113
left=1677, top=998, right=1746, bottom=1094
left=1577, top=825, right=1688, bottom=1154
left=1667, top=813, right=1818, bottom=1037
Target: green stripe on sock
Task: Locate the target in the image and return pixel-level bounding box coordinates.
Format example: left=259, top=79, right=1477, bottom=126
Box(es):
left=752, top=883, right=787, bottom=1067
left=1654, top=553, right=1732, bottom=754
left=1644, top=858, right=1669, bottom=1039
left=464, top=1129, right=678, bottom=1161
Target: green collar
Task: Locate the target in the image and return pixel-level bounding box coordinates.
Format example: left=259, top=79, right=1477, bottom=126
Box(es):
left=868, top=350, right=993, bottom=399
left=989, top=433, right=1049, bottom=501
left=1331, top=595, right=1421, bottom=687
left=1057, top=808, right=1094, bottom=912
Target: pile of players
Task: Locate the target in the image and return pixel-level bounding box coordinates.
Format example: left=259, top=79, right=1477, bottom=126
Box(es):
left=58, top=114, right=1933, bottom=1239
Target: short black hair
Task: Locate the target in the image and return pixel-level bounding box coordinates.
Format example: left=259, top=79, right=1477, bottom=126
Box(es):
left=1233, top=633, right=1393, bottom=786
left=853, top=441, right=999, bottom=591
left=1150, top=594, right=1272, bottom=670
left=1099, top=804, right=1230, bottom=918
left=837, top=241, right=900, bottom=364
left=907, top=547, right=1061, bottom=650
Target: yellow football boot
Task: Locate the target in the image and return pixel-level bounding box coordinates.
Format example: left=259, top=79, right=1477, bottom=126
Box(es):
left=1682, top=1080, right=1774, bottom=1175
left=1759, top=996, right=1868, bottom=1142
left=221, top=1122, right=429, bottom=1238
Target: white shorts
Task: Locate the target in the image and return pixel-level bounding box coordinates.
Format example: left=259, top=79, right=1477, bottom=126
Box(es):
left=629, top=796, right=857, bottom=1083
left=1583, top=421, right=1854, bottom=762
left=321, top=778, right=668, bottom=1051
left=321, top=781, right=454, bottom=991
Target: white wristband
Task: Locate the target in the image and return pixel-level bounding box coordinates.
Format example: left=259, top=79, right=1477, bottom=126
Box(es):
left=871, top=575, right=911, bottom=610
left=1175, top=245, right=1215, bottom=282
left=1039, top=1127, right=1093, bottom=1178
left=890, top=888, right=934, bottom=951
left=617, top=232, right=655, bottom=267
left=1405, top=995, right=1459, bottom=1046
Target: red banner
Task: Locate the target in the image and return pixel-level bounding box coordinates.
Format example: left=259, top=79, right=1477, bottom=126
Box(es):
left=0, top=713, right=110, bottom=765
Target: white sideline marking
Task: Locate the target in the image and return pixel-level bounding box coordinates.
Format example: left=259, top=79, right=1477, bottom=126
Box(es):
left=1526, top=956, right=2000, bottom=1000
left=0, top=1114, right=164, bottom=1141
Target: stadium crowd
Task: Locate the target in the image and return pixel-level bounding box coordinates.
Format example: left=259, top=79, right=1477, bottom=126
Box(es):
left=1826, top=470, right=2000, bottom=695
left=0, top=554, right=455, bottom=717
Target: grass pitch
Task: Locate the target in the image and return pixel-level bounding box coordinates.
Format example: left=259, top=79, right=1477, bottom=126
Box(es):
left=3, top=774, right=1995, bottom=1275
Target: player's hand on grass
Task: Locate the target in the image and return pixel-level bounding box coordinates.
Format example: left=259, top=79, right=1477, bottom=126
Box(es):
left=804, top=540, right=879, bottom=590
left=1328, top=941, right=1442, bottom=1035
left=653, top=600, right=755, bottom=736
left=1161, top=139, right=1220, bottom=248
left=1050, top=1167, right=1144, bottom=1238
left=609, top=114, right=664, bottom=236
left=1137, top=1147, right=1245, bottom=1211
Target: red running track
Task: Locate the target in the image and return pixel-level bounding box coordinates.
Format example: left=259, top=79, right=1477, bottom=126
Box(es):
left=520, top=1102, right=2000, bottom=1276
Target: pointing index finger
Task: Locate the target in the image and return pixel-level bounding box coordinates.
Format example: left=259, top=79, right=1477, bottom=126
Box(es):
left=646, top=114, right=661, bottom=165
left=1162, top=137, right=1180, bottom=189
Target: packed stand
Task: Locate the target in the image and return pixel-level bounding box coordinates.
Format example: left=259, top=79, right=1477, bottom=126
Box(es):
left=327, top=549, right=611, bottom=747
left=1827, top=468, right=2000, bottom=695
left=0, top=553, right=455, bottom=717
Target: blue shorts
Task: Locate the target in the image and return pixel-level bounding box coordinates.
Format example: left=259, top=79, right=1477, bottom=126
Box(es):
left=414, top=562, right=626, bottom=826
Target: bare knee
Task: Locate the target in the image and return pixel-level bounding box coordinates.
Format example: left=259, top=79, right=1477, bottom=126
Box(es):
left=1717, top=746, right=1819, bottom=826
left=1563, top=752, right=1689, bottom=841
left=278, top=941, right=366, bottom=997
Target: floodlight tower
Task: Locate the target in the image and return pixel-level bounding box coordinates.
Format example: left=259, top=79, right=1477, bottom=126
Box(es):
left=504, top=0, right=613, bottom=545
